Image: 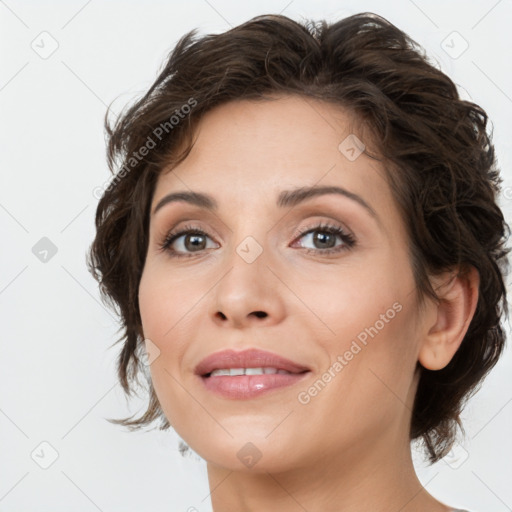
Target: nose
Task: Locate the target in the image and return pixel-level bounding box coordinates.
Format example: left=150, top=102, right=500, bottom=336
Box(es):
left=208, top=244, right=286, bottom=330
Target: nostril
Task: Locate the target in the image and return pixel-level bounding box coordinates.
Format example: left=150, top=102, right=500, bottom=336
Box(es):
left=252, top=311, right=267, bottom=318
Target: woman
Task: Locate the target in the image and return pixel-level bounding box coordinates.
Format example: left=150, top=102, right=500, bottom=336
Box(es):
left=88, top=12, right=509, bottom=511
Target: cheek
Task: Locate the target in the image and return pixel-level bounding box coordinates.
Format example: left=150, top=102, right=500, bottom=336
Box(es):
left=138, top=265, right=198, bottom=424
left=295, top=257, right=418, bottom=387
left=290, top=259, right=407, bottom=342
left=138, top=262, right=200, bottom=342
left=137, top=264, right=200, bottom=414
left=298, top=296, right=419, bottom=440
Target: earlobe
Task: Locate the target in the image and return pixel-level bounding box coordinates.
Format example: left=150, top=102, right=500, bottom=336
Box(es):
left=418, top=266, right=480, bottom=371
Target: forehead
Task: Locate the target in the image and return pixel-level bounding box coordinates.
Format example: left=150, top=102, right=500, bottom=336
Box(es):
left=152, top=95, right=394, bottom=221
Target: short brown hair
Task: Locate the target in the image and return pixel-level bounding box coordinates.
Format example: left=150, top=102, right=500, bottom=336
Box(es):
left=87, top=12, right=510, bottom=464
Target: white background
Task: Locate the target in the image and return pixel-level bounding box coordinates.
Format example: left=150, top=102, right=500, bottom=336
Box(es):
left=1, top=0, right=511, bottom=511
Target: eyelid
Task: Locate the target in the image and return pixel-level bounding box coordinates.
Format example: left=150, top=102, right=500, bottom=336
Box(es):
left=290, top=217, right=354, bottom=241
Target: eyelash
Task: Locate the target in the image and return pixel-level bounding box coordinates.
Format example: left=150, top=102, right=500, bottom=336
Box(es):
left=158, top=222, right=356, bottom=259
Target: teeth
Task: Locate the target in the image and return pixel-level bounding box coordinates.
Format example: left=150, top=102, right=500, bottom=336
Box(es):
left=209, top=367, right=292, bottom=377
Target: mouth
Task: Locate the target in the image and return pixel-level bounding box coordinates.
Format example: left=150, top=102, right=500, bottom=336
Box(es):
left=195, top=349, right=311, bottom=399
left=204, top=367, right=308, bottom=377
left=195, top=348, right=310, bottom=376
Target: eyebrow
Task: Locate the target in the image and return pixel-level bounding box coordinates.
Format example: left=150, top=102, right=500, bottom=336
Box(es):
left=152, top=185, right=377, bottom=219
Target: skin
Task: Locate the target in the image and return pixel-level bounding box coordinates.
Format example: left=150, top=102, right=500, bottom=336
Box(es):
left=138, top=95, right=479, bottom=512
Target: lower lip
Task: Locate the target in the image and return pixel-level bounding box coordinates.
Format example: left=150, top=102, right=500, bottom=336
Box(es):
left=199, top=372, right=310, bottom=399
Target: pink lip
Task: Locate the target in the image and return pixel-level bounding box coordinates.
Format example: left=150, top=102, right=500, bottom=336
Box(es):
left=195, top=348, right=310, bottom=376
left=195, top=348, right=311, bottom=400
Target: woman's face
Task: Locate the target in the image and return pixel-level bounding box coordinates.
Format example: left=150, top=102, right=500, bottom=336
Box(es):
left=138, top=95, right=428, bottom=472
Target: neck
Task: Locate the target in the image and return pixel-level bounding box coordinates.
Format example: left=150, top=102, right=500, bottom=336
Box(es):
left=206, top=427, right=452, bottom=512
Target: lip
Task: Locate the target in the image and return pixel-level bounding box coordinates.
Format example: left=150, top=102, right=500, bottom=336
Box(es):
left=195, top=348, right=311, bottom=400
left=195, top=348, right=310, bottom=376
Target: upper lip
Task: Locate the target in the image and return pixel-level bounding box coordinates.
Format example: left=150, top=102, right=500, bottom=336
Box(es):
left=195, top=348, right=310, bottom=376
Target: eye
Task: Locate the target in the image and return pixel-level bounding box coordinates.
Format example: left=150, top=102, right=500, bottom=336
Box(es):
left=159, top=221, right=356, bottom=259
left=292, top=222, right=356, bottom=255
left=159, top=223, right=219, bottom=258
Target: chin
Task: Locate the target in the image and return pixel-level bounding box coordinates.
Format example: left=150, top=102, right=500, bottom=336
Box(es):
left=186, top=434, right=302, bottom=473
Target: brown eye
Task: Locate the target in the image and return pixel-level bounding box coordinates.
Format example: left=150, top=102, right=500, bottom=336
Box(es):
left=160, top=224, right=219, bottom=258
left=306, top=230, right=338, bottom=249
left=182, top=233, right=208, bottom=252
left=293, top=222, right=356, bottom=254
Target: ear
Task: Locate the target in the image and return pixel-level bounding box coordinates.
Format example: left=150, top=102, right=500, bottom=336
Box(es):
left=418, top=266, right=480, bottom=371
